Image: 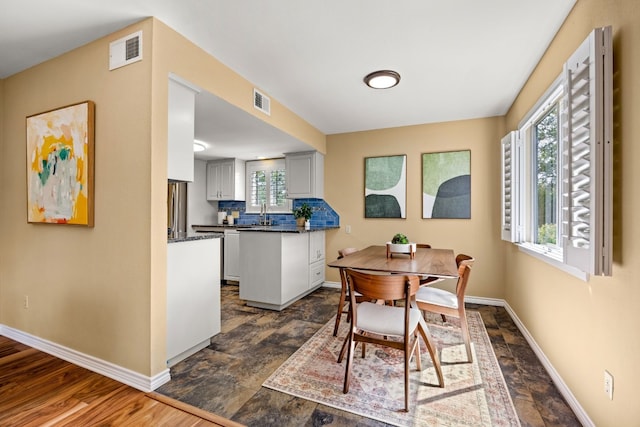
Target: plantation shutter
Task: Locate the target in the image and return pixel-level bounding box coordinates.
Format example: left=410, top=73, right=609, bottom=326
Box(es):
left=246, top=158, right=289, bottom=213
left=561, top=26, right=613, bottom=276
left=501, top=131, right=519, bottom=242
left=269, top=168, right=287, bottom=208
left=249, top=169, right=267, bottom=209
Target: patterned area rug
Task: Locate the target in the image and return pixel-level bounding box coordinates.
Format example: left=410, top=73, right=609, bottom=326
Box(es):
left=263, top=311, right=520, bottom=427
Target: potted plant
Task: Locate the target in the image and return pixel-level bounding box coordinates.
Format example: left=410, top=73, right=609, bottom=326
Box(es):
left=293, top=203, right=313, bottom=227
left=386, top=233, right=416, bottom=258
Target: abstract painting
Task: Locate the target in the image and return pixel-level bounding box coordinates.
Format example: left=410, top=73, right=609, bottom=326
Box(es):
left=26, top=101, right=95, bottom=226
left=422, top=150, right=471, bottom=219
left=364, top=155, right=406, bottom=218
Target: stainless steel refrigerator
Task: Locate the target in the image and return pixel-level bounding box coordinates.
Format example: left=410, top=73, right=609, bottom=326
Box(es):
left=167, top=181, right=187, bottom=238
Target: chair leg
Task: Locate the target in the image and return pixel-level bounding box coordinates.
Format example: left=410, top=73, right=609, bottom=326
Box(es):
left=333, top=283, right=348, bottom=336
left=459, top=309, right=473, bottom=363
left=337, top=332, right=349, bottom=363
left=418, top=320, right=445, bottom=388
left=343, top=334, right=355, bottom=393
left=404, top=344, right=410, bottom=412
left=413, top=334, right=422, bottom=371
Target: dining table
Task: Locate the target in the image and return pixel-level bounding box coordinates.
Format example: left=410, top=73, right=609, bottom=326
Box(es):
left=327, top=245, right=458, bottom=278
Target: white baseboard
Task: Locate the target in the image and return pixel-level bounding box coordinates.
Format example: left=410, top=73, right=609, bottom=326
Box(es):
left=322, top=281, right=341, bottom=289
left=0, top=324, right=170, bottom=392
left=465, top=296, right=594, bottom=427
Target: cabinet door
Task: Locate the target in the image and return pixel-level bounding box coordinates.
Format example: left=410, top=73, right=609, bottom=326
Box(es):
left=308, top=231, right=325, bottom=263
left=286, top=153, right=313, bottom=198
left=206, top=162, right=221, bottom=200
left=219, top=160, right=235, bottom=200
left=224, top=230, right=240, bottom=281
left=168, top=78, right=197, bottom=182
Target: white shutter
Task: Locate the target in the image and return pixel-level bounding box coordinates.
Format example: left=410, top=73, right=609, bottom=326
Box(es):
left=561, top=26, right=613, bottom=276
left=501, top=131, right=519, bottom=242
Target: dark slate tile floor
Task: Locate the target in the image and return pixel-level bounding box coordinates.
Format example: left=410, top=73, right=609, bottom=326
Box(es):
left=157, top=284, right=581, bottom=426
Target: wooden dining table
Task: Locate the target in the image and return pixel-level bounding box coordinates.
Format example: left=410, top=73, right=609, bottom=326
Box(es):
left=327, top=245, right=458, bottom=278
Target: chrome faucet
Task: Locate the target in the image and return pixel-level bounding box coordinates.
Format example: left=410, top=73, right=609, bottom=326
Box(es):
left=259, top=203, right=271, bottom=226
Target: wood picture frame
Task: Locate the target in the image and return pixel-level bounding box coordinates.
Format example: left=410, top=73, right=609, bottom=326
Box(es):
left=26, top=101, right=95, bottom=226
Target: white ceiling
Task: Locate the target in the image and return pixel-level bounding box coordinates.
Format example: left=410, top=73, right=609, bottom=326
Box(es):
left=1, top=1, right=576, bottom=160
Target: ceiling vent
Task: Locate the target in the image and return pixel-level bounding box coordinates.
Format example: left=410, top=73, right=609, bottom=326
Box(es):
left=109, top=31, right=142, bottom=71
left=253, top=88, right=271, bottom=116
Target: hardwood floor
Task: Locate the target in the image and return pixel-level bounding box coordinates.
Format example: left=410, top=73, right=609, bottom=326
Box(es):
left=0, top=336, right=241, bottom=427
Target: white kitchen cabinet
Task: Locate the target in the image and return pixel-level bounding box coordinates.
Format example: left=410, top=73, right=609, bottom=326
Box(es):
left=167, top=237, right=221, bottom=367
left=168, top=76, right=199, bottom=182
left=224, top=229, right=240, bottom=281
left=308, top=231, right=325, bottom=288
left=206, top=158, right=245, bottom=201
left=240, top=231, right=327, bottom=311
left=285, top=151, right=324, bottom=199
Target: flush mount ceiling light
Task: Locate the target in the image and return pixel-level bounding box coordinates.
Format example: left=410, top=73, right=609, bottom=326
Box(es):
left=193, top=141, right=206, bottom=152
left=363, top=70, right=401, bottom=89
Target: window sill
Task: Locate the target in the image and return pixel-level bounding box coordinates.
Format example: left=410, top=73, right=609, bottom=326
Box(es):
left=516, top=243, right=589, bottom=282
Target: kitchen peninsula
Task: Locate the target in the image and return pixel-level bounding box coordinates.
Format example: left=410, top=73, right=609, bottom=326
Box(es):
left=166, top=232, right=222, bottom=367
left=239, top=225, right=338, bottom=311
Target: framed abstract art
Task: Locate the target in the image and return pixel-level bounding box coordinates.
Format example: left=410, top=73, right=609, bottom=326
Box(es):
left=26, top=101, right=95, bottom=226
left=422, top=150, right=471, bottom=219
left=364, top=155, right=406, bottom=218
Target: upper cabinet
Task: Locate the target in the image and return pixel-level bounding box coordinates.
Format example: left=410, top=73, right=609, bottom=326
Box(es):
left=207, top=158, right=245, bottom=201
left=168, top=76, right=199, bottom=182
left=285, top=151, right=324, bottom=199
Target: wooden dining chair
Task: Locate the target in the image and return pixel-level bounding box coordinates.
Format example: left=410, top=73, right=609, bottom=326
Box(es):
left=415, top=254, right=475, bottom=362
left=338, top=268, right=444, bottom=412
left=333, top=248, right=360, bottom=336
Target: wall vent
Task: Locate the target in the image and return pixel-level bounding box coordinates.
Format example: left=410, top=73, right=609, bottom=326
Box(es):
left=109, top=31, right=143, bottom=71
left=253, top=88, right=271, bottom=116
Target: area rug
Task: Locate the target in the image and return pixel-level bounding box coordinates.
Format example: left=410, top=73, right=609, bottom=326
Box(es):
left=263, top=311, right=520, bottom=427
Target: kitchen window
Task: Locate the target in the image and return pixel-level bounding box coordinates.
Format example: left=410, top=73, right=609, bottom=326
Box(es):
left=245, top=158, right=290, bottom=213
left=501, top=26, right=613, bottom=279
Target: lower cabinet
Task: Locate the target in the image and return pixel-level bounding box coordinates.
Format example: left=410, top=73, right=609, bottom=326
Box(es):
left=223, top=229, right=240, bottom=281
left=167, top=237, right=221, bottom=367
left=239, top=231, right=325, bottom=311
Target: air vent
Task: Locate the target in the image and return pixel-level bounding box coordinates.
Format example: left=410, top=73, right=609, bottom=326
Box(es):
left=253, top=88, right=271, bottom=116
left=109, top=31, right=143, bottom=71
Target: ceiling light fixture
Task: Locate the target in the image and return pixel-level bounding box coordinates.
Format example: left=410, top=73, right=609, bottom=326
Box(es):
left=364, top=70, right=401, bottom=89
left=193, top=141, right=206, bottom=152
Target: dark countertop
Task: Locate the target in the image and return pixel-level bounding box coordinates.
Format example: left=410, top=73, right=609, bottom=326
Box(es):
left=238, top=225, right=339, bottom=233
left=192, top=224, right=339, bottom=233
left=168, top=231, right=224, bottom=244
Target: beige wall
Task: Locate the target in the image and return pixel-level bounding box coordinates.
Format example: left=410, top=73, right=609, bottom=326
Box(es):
left=502, top=0, right=638, bottom=425
left=325, top=117, right=506, bottom=299
left=0, top=20, right=156, bottom=375
left=0, top=18, right=325, bottom=378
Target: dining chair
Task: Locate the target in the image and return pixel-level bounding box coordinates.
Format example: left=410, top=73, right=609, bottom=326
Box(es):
left=333, top=248, right=361, bottom=336
left=338, top=268, right=444, bottom=412
left=415, top=254, right=475, bottom=362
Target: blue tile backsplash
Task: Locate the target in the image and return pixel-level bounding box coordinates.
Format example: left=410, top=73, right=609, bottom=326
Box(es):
left=218, top=199, right=339, bottom=227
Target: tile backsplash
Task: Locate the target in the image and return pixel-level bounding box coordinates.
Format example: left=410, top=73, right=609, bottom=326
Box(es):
left=218, top=199, right=339, bottom=227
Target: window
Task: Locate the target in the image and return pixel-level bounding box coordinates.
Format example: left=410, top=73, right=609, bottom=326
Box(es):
left=501, top=26, right=613, bottom=278
left=245, top=158, right=290, bottom=213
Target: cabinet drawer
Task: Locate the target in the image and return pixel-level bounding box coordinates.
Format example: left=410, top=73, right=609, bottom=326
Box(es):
left=309, top=261, right=325, bottom=288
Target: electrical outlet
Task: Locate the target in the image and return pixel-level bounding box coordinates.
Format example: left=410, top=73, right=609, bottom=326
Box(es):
left=604, top=370, right=613, bottom=400
left=23, top=295, right=29, bottom=309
